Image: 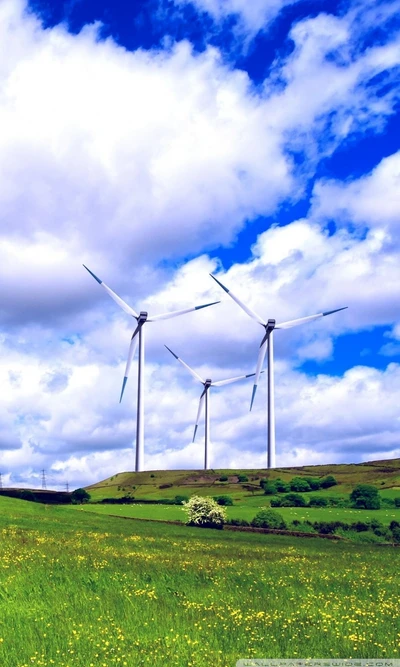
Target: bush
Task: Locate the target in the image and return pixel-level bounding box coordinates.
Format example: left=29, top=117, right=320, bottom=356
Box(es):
left=19, top=490, right=37, bottom=502
left=395, top=498, right=400, bottom=508
left=391, top=527, right=400, bottom=543
left=174, top=495, right=189, bottom=505
left=290, top=477, right=311, bottom=493
left=71, top=488, right=90, bottom=504
left=270, top=498, right=282, bottom=507
left=213, top=495, right=233, bottom=506
left=237, top=475, right=248, bottom=483
left=251, top=509, right=287, bottom=530
left=262, top=481, right=278, bottom=495
left=227, top=518, right=250, bottom=527
left=320, top=475, right=338, bottom=489
left=351, top=521, right=370, bottom=532
left=183, top=496, right=226, bottom=529
left=350, top=484, right=381, bottom=509
left=303, top=477, right=321, bottom=491
left=280, top=493, right=307, bottom=507
left=309, top=496, right=328, bottom=507
left=219, top=476, right=228, bottom=482
left=159, top=483, right=173, bottom=489
left=275, top=479, right=290, bottom=493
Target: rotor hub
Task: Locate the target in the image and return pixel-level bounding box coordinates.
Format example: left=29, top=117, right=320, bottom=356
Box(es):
left=138, top=311, right=148, bottom=323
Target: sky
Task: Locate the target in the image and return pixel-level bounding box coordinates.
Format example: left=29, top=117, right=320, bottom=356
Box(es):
left=0, top=0, right=399, bottom=490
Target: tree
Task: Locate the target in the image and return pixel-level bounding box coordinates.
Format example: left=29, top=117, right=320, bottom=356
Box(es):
left=262, top=481, right=277, bottom=495
left=290, top=477, right=311, bottom=492
left=251, top=509, right=287, bottom=530
left=213, top=495, right=233, bottom=506
left=237, top=475, right=248, bottom=483
left=71, top=488, right=91, bottom=504
left=303, top=477, right=321, bottom=490
left=309, top=496, right=328, bottom=507
left=275, top=478, right=290, bottom=493
left=280, top=493, right=307, bottom=507
left=183, top=496, right=226, bottom=529
left=350, top=484, right=381, bottom=509
left=320, top=475, right=338, bottom=489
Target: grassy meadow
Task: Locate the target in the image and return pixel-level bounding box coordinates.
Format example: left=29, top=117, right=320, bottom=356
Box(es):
left=74, top=500, right=400, bottom=528
left=1, top=495, right=399, bottom=667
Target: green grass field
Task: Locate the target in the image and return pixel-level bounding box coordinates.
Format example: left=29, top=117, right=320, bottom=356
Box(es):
left=84, top=459, right=400, bottom=506
left=73, top=501, right=400, bottom=528
left=0, top=495, right=399, bottom=667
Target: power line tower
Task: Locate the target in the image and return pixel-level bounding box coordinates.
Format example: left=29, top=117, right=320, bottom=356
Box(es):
left=41, top=469, right=47, bottom=490
left=65, top=481, right=69, bottom=493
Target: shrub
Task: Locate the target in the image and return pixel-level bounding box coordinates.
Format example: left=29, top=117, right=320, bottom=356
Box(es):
left=290, top=477, right=311, bottom=492
left=19, top=490, right=37, bottom=502
left=351, top=521, right=369, bottom=532
left=350, top=484, right=381, bottom=509
left=309, top=496, right=328, bottom=507
left=262, top=481, right=277, bottom=495
left=159, top=483, right=173, bottom=489
left=237, top=475, right=248, bottom=483
left=275, top=479, right=290, bottom=493
left=251, top=509, right=287, bottom=530
left=389, top=520, right=400, bottom=531
left=395, top=498, right=400, bottom=508
left=71, top=488, right=90, bottom=504
left=280, top=493, right=307, bottom=507
left=219, top=476, right=228, bottom=482
left=174, top=495, right=189, bottom=505
left=183, top=496, right=226, bottom=529
left=391, top=527, right=400, bottom=543
left=320, top=475, right=338, bottom=489
left=150, top=474, right=155, bottom=478
left=303, top=477, right=321, bottom=491
left=369, top=519, right=386, bottom=536
left=213, top=495, right=233, bottom=506
left=270, top=498, right=282, bottom=507
left=227, top=518, right=250, bottom=527
left=313, top=521, right=337, bottom=535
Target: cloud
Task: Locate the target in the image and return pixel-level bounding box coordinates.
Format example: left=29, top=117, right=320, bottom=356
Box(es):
left=0, top=1, right=400, bottom=487
left=172, top=0, right=298, bottom=36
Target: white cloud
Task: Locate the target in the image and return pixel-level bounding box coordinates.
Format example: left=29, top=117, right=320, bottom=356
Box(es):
left=172, top=0, right=297, bottom=35
left=0, top=1, right=400, bottom=486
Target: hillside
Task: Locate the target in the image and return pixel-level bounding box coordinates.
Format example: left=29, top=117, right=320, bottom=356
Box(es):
left=85, top=457, right=400, bottom=502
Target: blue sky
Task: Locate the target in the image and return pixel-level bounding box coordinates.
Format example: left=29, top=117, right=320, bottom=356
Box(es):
left=0, top=0, right=399, bottom=488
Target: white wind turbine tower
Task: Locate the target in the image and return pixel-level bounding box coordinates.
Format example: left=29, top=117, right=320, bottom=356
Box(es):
left=84, top=265, right=219, bottom=472
left=210, top=274, right=347, bottom=469
left=165, top=345, right=261, bottom=469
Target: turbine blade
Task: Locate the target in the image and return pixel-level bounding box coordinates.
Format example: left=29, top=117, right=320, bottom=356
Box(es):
left=148, top=301, right=220, bottom=321
left=83, top=265, right=139, bottom=318
left=212, top=371, right=261, bottom=387
left=276, top=307, right=347, bottom=330
left=250, top=338, right=268, bottom=411
left=210, top=274, right=266, bottom=325
left=119, top=328, right=140, bottom=402
left=164, top=346, right=205, bottom=383
left=193, top=393, right=205, bottom=442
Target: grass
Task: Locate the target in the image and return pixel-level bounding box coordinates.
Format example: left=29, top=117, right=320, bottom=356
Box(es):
left=72, top=501, right=400, bottom=528
left=84, top=458, right=400, bottom=504
left=0, top=496, right=399, bottom=666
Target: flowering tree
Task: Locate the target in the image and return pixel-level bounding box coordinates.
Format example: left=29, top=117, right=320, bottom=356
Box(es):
left=183, top=495, right=226, bottom=529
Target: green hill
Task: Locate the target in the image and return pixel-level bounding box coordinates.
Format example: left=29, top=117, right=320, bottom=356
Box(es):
left=85, top=457, right=400, bottom=502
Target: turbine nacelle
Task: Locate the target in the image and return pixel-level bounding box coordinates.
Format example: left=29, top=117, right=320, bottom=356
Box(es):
left=138, top=311, right=148, bottom=324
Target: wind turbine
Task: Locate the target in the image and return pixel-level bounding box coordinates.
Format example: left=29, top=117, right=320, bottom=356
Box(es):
left=83, top=265, right=219, bottom=472
left=210, top=274, right=347, bottom=469
left=165, top=345, right=261, bottom=469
